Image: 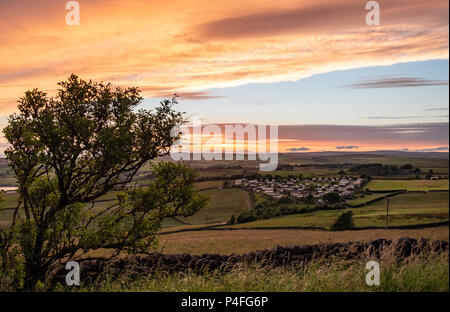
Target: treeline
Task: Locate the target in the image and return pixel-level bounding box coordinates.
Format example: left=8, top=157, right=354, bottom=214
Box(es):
left=294, top=163, right=354, bottom=169
left=195, top=173, right=305, bottom=182
left=348, top=163, right=421, bottom=176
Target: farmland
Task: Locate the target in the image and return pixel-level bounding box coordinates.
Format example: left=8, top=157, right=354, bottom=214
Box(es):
left=226, top=192, right=448, bottom=230
left=1, top=151, right=449, bottom=292
left=1, top=151, right=449, bottom=246
left=162, top=188, right=249, bottom=227
left=365, top=179, right=449, bottom=191
left=158, top=226, right=449, bottom=255
left=346, top=193, right=391, bottom=206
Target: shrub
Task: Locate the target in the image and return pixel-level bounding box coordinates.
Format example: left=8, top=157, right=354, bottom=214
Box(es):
left=331, top=211, right=355, bottom=231
left=237, top=211, right=257, bottom=223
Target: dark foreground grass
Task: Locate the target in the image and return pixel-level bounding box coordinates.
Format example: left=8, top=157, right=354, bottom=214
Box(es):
left=77, top=249, right=448, bottom=292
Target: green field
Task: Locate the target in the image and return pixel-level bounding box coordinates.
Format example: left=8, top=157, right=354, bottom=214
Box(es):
left=366, top=179, right=449, bottom=191
left=193, top=180, right=224, bottom=190
left=0, top=187, right=250, bottom=230
left=162, top=188, right=249, bottom=227
left=226, top=192, right=449, bottom=230
left=347, top=193, right=391, bottom=206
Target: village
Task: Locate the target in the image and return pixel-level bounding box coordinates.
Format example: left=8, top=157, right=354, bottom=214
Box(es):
left=234, top=176, right=364, bottom=202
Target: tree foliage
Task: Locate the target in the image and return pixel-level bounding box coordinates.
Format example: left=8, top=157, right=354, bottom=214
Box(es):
left=0, top=75, right=208, bottom=291
left=323, top=192, right=341, bottom=204
left=331, top=211, right=355, bottom=231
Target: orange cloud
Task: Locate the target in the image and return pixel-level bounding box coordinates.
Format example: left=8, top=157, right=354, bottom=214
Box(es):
left=0, top=0, right=448, bottom=114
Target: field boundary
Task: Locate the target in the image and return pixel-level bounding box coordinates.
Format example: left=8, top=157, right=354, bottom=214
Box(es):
left=347, top=191, right=405, bottom=208
left=158, top=221, right=449, bottom=235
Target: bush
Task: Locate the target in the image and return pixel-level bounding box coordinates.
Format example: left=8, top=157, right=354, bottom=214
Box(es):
left=331, top=211, right=355, bottom=231
left=237, top=211, right=257, bottom=223
left=323, top=192, right=340, bottom=204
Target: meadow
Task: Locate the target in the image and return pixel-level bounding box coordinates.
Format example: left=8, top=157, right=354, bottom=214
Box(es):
left=226, top=192, right=449, bottom=230
left=162, top=188, right=249, bottom=227
left=1, top=152, right=449, bottom=292
left=365, top=179, right=449, bottom=191
left=157, top=227, right=449, bottom=255
left=346, top=193, right=391, bottom=206
left=1, top=152, right=449, bottom=253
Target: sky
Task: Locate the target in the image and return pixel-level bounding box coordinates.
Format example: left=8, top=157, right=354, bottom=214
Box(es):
left=0, top=0, right=448, bottom=153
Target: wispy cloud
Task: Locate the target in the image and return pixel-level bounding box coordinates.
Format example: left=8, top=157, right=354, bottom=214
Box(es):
left=287, top=147, right=310, bottom=152
left=158, top=92, right=223, bottom=101
left=415, top=146, right=449, bottom=152
left=347, top=76, right=449, bottom=89
left=278, top=123, right=449, bottom=146
left=336, top=145, right=358, bottom=150
left=424, top=107, right=449, bottom=112
left=366, top=114, right=449, bottom=120
left=0, top=0, right=448, bottom=114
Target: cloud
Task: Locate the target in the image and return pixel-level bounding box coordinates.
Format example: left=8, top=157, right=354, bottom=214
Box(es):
left=366, top=115, right=449, bottom=120
left=347, top=77, right=449, bottom=89
left=424, top=107, right=449, bottom=112
left=287, top=147, right=310, bottom=152
left=336, top=145, right=358, bottom=150
left=149, top=91, right=223, bottom=100
left=196, top=0, right=448, bottom=40
left=415, top=146, right=449, bottom=152
left=366, top=115, right=421, bottom=120
left=0, top=0, right=448, bottom=114
left=277, top=123, right=449, bottom=146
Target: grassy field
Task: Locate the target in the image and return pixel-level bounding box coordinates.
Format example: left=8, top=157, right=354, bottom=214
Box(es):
left=82, top=250, right=449, bottom=292
left=0, top=185, right=247, bottom=229
left=193, top=180, right=224, bottom=190
left=162, top=188, right=249, bottom=227
left=366, top=179, right=449, bottom=191
left=346, top=193, right=391, bottom=206
left=157, top=226, right=449, bottom=255
left=226, top=192, right=449, bottom=230
left=2, top=188, right=448, bottom=231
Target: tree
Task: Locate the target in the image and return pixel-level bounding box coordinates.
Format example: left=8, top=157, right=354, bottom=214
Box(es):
left=323, top=192, right=341, bottom=204
left=0, top=75, right=208, bottom=291
left=399, top=164, right=413, bottom=170
left=331, top=211, right=355, bottom=231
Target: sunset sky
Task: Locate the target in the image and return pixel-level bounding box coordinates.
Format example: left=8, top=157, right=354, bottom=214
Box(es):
left=0, top=0, right=448, bottom=153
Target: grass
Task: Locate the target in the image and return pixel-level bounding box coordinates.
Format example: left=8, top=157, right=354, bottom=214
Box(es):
left=193, top=180, right=223, bottom=190
left=79, top=248, right=449, bottom=292
left=347, top=193, right=391, bottom=206
left=366, top=179, right=449, bottom=191
left=162, top=188, right=249, bottom=227
left=227, top=192, right=449, bottom=230
left=0, top=187, right=250, bottom=229
left=158, top=227, right=449, bottom=255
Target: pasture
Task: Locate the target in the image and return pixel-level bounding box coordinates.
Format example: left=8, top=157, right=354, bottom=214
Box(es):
left=158, top=226, right=449, bottom=255
left=366, top=179, right=449, bottom=191
left=162, top=188, right=249, bottom=227
left=226, top=192, right=449, bottom=230
left=346, top=193, right=391, bottom=206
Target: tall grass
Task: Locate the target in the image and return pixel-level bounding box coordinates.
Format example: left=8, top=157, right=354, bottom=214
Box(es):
left=78, top=246, right=448, bottom=292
